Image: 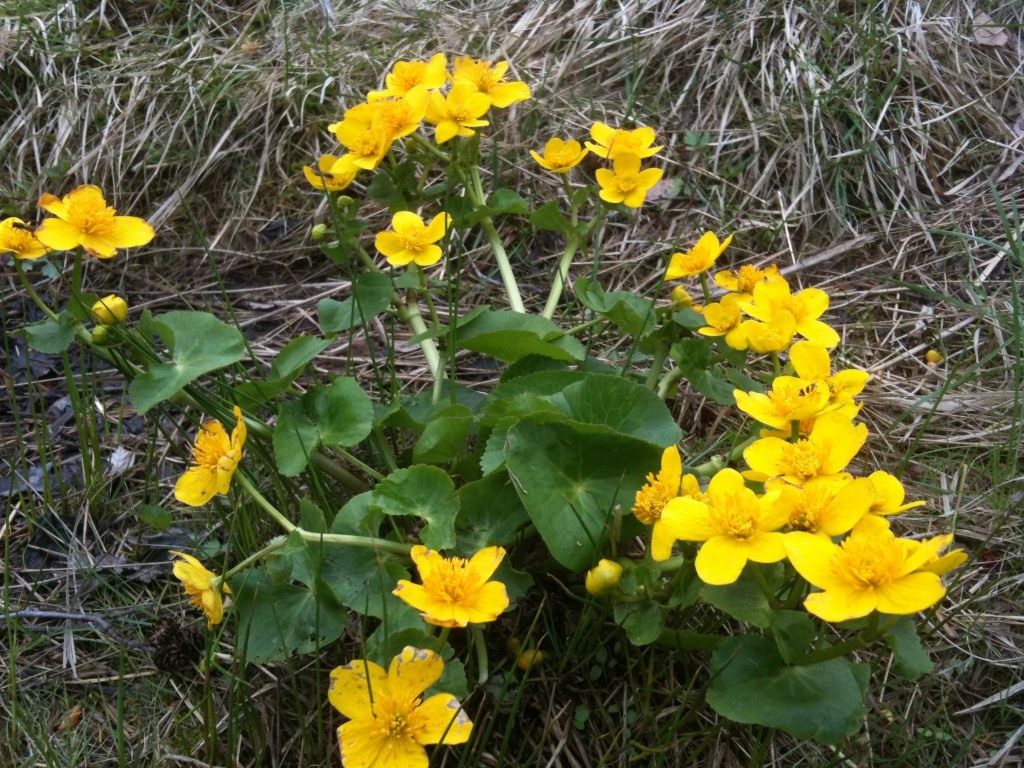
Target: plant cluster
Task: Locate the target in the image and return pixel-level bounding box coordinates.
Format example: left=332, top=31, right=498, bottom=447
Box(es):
left=5, top=52, right=966, bottom=763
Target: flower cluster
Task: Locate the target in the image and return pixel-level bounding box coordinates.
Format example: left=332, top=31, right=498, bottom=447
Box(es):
left=531, top=122, right=664, bottom=209
left=634, top=257, right=965, bottom=621
left=304, top=53, right=530, bottom=192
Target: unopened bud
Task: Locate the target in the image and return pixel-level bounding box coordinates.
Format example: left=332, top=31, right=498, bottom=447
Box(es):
left=585, top=558, right=623, bottom=596
left=516, top=649, right=544, bottom=670
left=925, top=349, right=943, bottom=366
left=91, top=294, right=128, bottom=325
left=310, top=223, right=328, bottom=241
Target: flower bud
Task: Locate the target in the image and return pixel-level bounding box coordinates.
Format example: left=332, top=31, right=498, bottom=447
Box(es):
left=91, top=294, right=128, bottom=325
left=925, top=349, right=943, bottom=366
left=310, top=223, right=328, bottom=241
left=516, top=649, right=544, bottom=670
left=585, top=558, right=623, bottom=596
left=90, top=325, right=111, bottom=344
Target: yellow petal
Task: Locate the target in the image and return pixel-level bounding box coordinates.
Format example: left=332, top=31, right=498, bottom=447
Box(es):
left=109, top=215, right=155, bottom=248
left=374, top=230, right=406, bottom=259
left=695, top=536, right=749, bottom=585
left=174, top=466, right=219, bottom=506
left=789, top=340, right=830, bottom=380
left=411, top=693, right=473, bottom=745
left=874, top=572, right=946, bottom=615
left=659, top=497, right=715, bottom=541
left=338, top=718, right=428, bottom=768
left=783, top=532, right=840, bottom=590
left=328, top=660, right=388, bottom=720
left=423, top=213, right=451, bottom=243
left=463, top=580, right=509, bottom=623
left=412, top=243, right=443, bottom=267
left=489, top=81, right=530, bottom=108
left=466, top=546, right=506, bottom=583
left=37, top=192, right=67, bottom=217
left=744, top=531, right=787, bottom=564
left=797, top=318, right=840, bottom=348
left=389, top=646, right=443, bottom=701
left=34, top=218, right=84, bottom=251
left=804, top=585, right=877, bottom=622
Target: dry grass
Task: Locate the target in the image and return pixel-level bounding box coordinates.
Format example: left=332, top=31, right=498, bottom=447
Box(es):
left=2, top=0, right=1023, bottom=765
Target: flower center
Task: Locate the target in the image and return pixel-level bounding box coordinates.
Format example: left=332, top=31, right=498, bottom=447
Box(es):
left=633, top=472, right=674, bottom=524
left=783, top=441, right=821, bottom=480
left=836, top=534, right=902, bottom=588
left=71, top=207, right=116, bottom=237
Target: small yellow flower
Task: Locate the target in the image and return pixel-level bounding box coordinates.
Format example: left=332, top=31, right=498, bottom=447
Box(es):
left=632, top=446, right=683, bottom=524
left=654, top=468, right=788, bottom=583
left=733, top=376, right=832, bottom=431
left=585, top=558, right=624, bottom=596
left=784, top=517, right=952, bottom=622
left=373, top=90, right=429, bottom=141
left=329, top=646, right=472, bottom=768
left=743, top=412, right=868, bottom=485
left=393, top=545, right=509, bottom=628
left=425, top=81, right=491, bottom=144
left=329, top=104, right=395, bottom=170
left=0, top=217, right=49, bottom=260
left=585, top=122, right=662, bottom=160
left=530, top=138, right=588, bottom=174
left=664, top=232, right=734, bottom=280
left=713, top=263, right=781, bottom=298
left=303, top=154, right=360, bottom=192
left=374, top=211, right=451, bottom=267
left=368, top=53, right=448, bottom=100
left=697, top=294, right=747, bottom=350
left=594, top=152, right=664, bottom=208
left=36, top=185, right=155, bottom=259
left=174, top=405, right=247, bottom=507
left=738, top=311, right=797, bottom=355
left=789, top=340, right=869, bottom=405
left=450, top=57, right=531, bottom=108
left=925, top=349, right=944, bottom=366
left=90, top=294, right=128, bottom=325
left=854, top=470, right=927, bottom=517
left=170, top=551, right=231, bottom=628
left=742, top=276, right=840, bottom=348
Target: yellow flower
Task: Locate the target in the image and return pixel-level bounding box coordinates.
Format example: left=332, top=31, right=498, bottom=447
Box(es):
left=329, top=104, right=395, bottom=170
left=738, top=310, right=797, bottom=354
left=530, top=138, right=588, bottom=173
left=594, top=152, right=664, bottom=208
left=35, top=185, right=155, bottom=259
left=450, top=57, right=531, bottom=108
left=425, top=81, right=491, bottom=144
left=585, top=122, right=662, bottom=160
left=789, top=340, right=869, bottom=405
left=654, top=468, right=787, bottom=583
left=664, top=232, right=734, bottom=280
left=90, top=294, right=128, bottom=325
left=743, top=412, right=868, bottom=485
left=585, top=558, right=624, bottom=596
left=925, top=349, right=944, bottom=366
left=170, top=551, right=231, bottom=628
left=733, top=376, right=832, bottom=430
left=742, top=276, right=840, bottom=348
left=329, top=646, right=472, bottom=768
left=368, top=53, right=448, bottom=100
left=713, top=263, right=781, bottom=298
left=784, top=517, right=951, bottom=622
left=303, top=154, right=360, bottom=192
left=854, top=471, right=927, bottom=517
left=393, top=545, right=509, bottom=628
left=374, top=211, right=451, bottom=268
left=373, top=90, right=429, bottom=141
left=697, top=294, right=747, bottom=350
left=0, top=217, right=49, bottom=260
left=776, top=476, right=873, bottom=537
left=174, top=405, right=247, bottom=507
left=632, top=446, right=683, bottom=524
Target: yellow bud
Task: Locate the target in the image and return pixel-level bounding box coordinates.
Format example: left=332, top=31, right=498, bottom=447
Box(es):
left=91, top=294, right=128, bottom=325
left=516, top=649, right=544, bottom=670
left=585, top=558, right=623, bottom=596
left=670, top=286, right=694, bottom=309
left=925, top=349, right=943, bottom=365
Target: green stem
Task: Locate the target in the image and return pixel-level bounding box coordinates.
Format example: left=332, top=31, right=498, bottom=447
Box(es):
left=541, top=236, right=580, bottom=319
left=792, top=615, right=901, bottom=666
left=330, top=447, right=386, bottom=483
left=466, top=165, right=525, bottom=313
left=395, top=293, right=445, bottom=403
left=434, top=626, right=451, bottom=654
left=221, top=536, right=289, bottom=580
left=771, top=352, right=782, bottom=378
left=14, top=260, right=60, bottom=322
left=235, top=471, right=296, bottom=533
left=656, top=366, right=684, bottom=399
left=698, top=272, right=712, bottom=304
left=644, top=343, right=669, bottom=390
left=471, top=625, right=489, bottom=685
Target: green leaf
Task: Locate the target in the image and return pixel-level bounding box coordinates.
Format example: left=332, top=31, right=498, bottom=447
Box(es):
left=699, top=564, right=782, bottom=628
left=134, top=504, right=171, bottom=531
left=883, top=617, right=933, bottom=680
left=298, top=498, right=328, bottom=533
left=454, top=310, right=585, bottom=363
left=21, top=313, right=76, bottom=354
left=318, top=272, right=394, bottom=334
left=707, top=635, right=868, bottom=744
left=505, top=417, right=661, bottom=571
left=371, top=466, right=460, bottom=550
left=456, top=471, right=530, bottom=550
left=770, top=610, right=816, bottom=664
left=574, top=277, right=657, bottom=337
left=548, top=374, right=683, bottom=446
left=311, top=376, right=374, bottom=446
left=487, top=188, right=530, bottom=216
left=273, top=400, right=319, bottom=476
left=529, top=201, right=571, bottom=233
left=129, top=311, right=246, bottom=413
left=234, top=335, right=330, bottom=406
left=413, top=404, right=474, bottom=465
left=231, top=566, right=348, bottom=664
left=614, top=601, right=663, bottom=646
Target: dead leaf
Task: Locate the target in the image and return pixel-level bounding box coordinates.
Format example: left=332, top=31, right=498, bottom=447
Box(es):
left=973, top=13, right=1008, bottom=47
